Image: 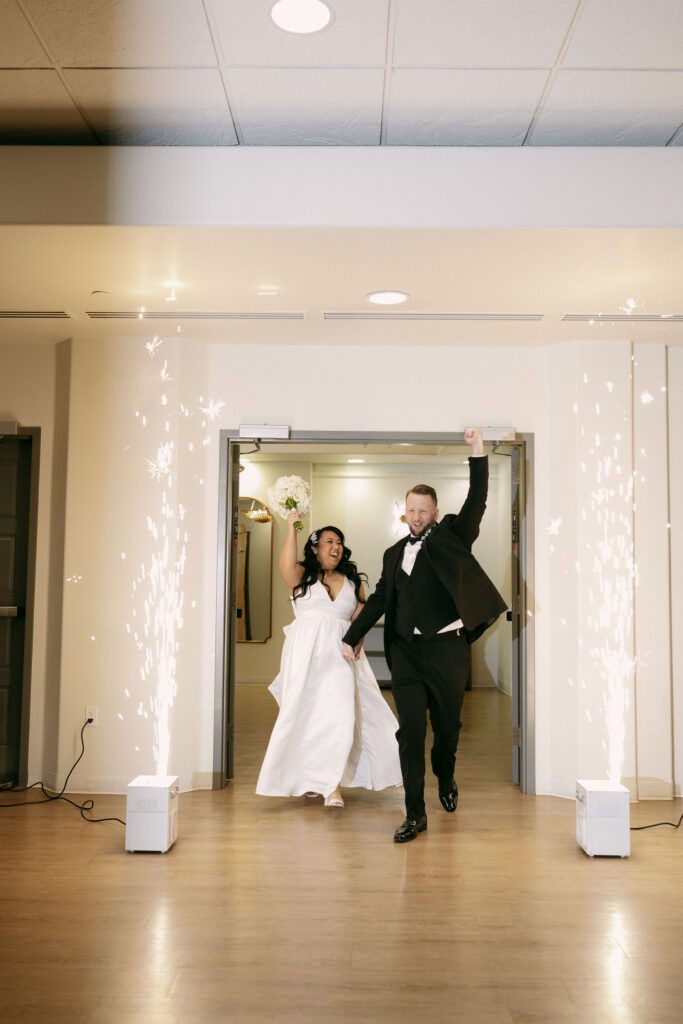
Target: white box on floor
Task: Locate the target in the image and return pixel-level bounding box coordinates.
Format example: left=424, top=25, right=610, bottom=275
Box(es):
left=125, top=775, right=179, bottom=853
left=576, top=779, right=630, bottom=857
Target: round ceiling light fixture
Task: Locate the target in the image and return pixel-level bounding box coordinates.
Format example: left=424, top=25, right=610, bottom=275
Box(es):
left=271, top=0, right=333, bottom=34
left=366, top=290, right=409, bottom=305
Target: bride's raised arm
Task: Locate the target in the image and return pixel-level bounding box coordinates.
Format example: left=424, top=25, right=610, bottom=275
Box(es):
left=279, top=509, right=306, bottom=590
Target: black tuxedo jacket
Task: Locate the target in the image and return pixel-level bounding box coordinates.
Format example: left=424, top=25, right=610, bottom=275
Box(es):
left=343, top=456, right=507, bottom=667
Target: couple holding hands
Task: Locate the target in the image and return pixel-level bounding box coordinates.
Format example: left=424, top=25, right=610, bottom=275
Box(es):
left=256, top=428, right=506, bottom=843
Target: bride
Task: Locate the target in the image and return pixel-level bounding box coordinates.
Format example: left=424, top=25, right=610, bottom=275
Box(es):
left=256, top=510, right=402, bottom=807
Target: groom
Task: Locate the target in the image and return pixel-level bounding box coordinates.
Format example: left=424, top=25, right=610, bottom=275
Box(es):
left=342, top=428, right=507, bottom=843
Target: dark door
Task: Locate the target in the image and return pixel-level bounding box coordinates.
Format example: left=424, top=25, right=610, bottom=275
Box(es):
left=0, top=436, right=31, bottom=784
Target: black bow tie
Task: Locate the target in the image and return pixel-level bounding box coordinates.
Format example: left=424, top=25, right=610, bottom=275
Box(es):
left=407, top=535, right=422, bottom=545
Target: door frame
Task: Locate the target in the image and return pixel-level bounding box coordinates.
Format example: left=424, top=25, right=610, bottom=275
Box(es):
left=0, top=426, right=40, bottom=787
left=214, top=429, right=535, bottom=794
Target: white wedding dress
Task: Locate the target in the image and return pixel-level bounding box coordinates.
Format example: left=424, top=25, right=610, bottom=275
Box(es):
left=256, top=577, right=403, bottom=798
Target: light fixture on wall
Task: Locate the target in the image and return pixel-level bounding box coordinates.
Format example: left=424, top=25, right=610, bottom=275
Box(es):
left=366, top=291, right=409, bottom=305
left=240, top=498, right=273, bottom=523
left=347, top=458, right=365, bottom=463
left=271, top=0, right=333, bottom=34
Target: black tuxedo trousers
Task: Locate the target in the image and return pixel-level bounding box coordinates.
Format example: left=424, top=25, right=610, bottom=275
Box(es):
left=391, top=630, right=470, bottom=820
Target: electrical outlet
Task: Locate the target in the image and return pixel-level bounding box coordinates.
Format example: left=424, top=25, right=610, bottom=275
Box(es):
left=85, top=705, right=98, bottom=727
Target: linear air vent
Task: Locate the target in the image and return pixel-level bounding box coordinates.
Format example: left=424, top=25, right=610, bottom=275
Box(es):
left=0, top=310, right=70, bottom=318
left=323, top=312, right=544, bottom=322
left=563, top=313, right=683, bottom=323
left=86, top=310, right=305, bottom=321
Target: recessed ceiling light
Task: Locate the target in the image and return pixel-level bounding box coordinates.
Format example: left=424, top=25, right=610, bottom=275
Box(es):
left=366, top=291, right=409, bottom=305
left=271, top=0, right=333, bottom=34
left=347, top=458, right=365, bottom=463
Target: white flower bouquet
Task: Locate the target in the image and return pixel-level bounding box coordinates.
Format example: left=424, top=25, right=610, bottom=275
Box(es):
left=267, top=474, right=312, bottom=531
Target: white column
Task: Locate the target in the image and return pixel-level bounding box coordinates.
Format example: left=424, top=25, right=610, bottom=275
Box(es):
left=668, top=347, right=683, bottom=797
left=633, top=344, right=674, bottom=799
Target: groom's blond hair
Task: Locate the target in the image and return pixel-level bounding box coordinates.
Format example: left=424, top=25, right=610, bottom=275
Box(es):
left=406, top=484, right=438, bottom=506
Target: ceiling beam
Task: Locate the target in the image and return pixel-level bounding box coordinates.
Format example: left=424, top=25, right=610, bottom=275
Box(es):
left=1, top=146, right=682, bottom=229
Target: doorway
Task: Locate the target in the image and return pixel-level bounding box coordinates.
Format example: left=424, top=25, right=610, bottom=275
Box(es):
left=215, top=431, right=534, bottom=794
left=0, top=429, right=39, bottom=787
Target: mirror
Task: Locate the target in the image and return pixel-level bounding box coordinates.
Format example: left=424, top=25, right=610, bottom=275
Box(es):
left=236, top=497, right=274, bottom=643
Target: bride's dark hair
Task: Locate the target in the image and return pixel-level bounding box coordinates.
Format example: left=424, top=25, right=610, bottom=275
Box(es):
left=294, top=526, right=367, bottom=603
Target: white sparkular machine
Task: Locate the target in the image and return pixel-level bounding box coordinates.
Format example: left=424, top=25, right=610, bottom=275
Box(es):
left=576, top=779, right=630, bottom=857
left=125, top=775, right=179, bottom=853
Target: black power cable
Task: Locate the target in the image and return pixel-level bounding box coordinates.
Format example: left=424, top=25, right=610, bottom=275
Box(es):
left=0, top=717, right=125, bottom=825
left=631, top=814, right=683, bottom=831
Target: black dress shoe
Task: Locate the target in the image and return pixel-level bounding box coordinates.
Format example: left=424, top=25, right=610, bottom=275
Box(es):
left=394, top=816, right=427, bottom=843
left=438, top=778, right=458, bottom=813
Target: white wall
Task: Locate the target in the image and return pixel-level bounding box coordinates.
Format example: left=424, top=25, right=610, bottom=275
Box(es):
left=633, top=344, right=673, bottom=798
left=57, top=336, right=218, bottom=791
left=670, top=347, right=683, bottom=797
left=2, top=147, right=682, bottom=228
left=1, top=333, right=679, bottom=799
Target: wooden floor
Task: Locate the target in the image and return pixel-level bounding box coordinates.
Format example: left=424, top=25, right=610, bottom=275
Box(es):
left=1, top=685, right=682, bottom=1024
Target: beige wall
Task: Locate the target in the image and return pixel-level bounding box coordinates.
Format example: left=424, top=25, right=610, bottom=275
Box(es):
left=0, top=334, right=680, bottom=799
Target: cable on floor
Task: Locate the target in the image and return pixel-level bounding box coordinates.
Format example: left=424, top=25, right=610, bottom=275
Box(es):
left=0, top=718, right=125, bottom=825
left=631, top=814, right=683, bottom=831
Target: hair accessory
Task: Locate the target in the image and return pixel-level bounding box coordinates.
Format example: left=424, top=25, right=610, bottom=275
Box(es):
left=309, top=531, right=319, bottom=546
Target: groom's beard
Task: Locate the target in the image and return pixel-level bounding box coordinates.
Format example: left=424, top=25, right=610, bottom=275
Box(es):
left=409, top=524, right=431, bottom=538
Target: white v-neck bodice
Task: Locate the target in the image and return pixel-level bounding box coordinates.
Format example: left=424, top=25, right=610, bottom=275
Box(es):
left=290, top=577, right=357, bottom=620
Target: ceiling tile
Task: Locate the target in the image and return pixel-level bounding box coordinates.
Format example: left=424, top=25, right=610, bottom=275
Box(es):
left=563, top=0, right=683, bottom=69
left=65, top=69, right=238, bottom=144
left=225, top=68, right=384, bottom=145
left=532, top=70, right=683, bottom=145
left=23, top=0, right=217, bottom=67
left=208, top=0, right=389, bottom=67
left=392, top=0, right=577, bottom=68
left=0, top=0, right=49, bottom=67
left=0, top=69, right=93, bottom=141
left=385, top=69, right=547, bottom=145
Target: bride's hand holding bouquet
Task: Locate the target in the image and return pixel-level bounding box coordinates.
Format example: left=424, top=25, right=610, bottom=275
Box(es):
left=267, top=474, right=312, bottom=532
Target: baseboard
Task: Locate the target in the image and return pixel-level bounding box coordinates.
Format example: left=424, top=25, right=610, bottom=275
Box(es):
left=28, top=770, right=214, bottom=796
left=621, top=777, right=677, bottom=801
left=622, top=776, right=675, bottom=801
